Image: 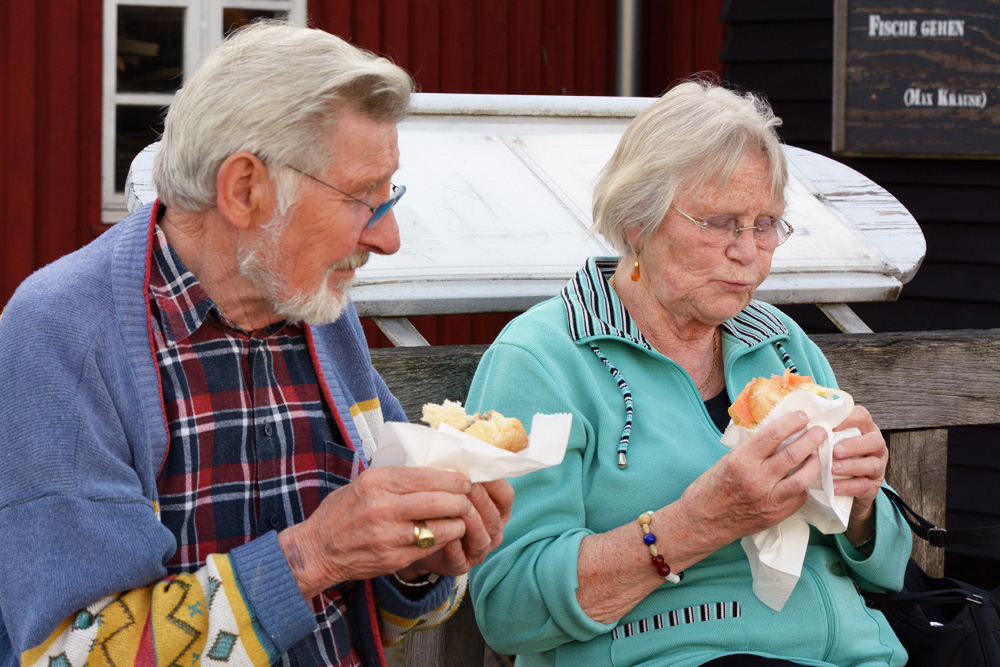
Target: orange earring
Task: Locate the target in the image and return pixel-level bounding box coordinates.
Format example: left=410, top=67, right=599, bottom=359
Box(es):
left=630, top=249, right=641, bottom=281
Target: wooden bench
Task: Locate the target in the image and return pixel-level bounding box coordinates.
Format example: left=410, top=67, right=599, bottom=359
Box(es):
left=369, top=328, right=1000, bottom=667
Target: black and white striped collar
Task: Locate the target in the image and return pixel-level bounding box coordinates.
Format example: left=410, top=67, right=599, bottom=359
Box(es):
left=723, top=302, right=790, bottom=346
left=560, top=258, right=651, bottom=349
left=559, top=257, right=788, bottom=348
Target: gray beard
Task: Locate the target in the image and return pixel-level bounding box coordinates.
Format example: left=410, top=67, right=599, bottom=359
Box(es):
left=236, top=209, right=368, bottom=325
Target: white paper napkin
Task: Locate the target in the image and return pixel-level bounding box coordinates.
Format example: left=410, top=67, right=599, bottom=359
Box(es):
left=371, top=413, right=572, bottom=483
left=720, top=389, right=858, bottom=611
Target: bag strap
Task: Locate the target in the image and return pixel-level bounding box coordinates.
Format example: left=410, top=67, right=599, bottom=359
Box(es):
left=863, top=586, right=986, bottom=607
left=882, top=487, right=1000, bottom=549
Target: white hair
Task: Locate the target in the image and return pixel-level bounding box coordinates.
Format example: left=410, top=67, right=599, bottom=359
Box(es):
left=152, top=20, right=413, bottom=214
left=592, top=78, right=787, bottom=254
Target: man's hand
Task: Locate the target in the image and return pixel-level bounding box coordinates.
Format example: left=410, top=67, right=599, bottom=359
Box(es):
left=399, top=478, right=514, bottom=581
left=277, top=467, right=512, bottom=599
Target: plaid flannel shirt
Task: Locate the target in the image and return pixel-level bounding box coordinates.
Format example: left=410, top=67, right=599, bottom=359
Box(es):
left=149, top=226, right=361, bottom=667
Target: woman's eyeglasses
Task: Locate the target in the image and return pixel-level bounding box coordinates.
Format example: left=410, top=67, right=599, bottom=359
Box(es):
left=672, top=205, right=794, bottom=249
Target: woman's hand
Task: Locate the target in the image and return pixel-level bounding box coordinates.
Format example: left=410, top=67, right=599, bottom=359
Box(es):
left=576, top=411, right=825, bottom=624
left=832, top=405, right=887, bottom=543
left=678, top=411, right=826, bottom=556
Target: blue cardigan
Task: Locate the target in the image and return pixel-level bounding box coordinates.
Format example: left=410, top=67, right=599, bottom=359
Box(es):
left=0, top=204, right=454, bottom=667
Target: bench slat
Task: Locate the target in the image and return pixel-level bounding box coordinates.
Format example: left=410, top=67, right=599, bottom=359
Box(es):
left=371, top=329, right=1000, bottom=430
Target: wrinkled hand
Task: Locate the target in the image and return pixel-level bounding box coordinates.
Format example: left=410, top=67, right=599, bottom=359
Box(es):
left=832, top=405, right=887, bottom=540
left=401, top=478, right=514, bottom=581
left=679, top=411, right=825, bottom=554
left=278, top=466, right=482, bottom=599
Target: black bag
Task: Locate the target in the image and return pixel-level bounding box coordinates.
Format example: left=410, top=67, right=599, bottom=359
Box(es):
left=861, top=487, right=1000, bottom=666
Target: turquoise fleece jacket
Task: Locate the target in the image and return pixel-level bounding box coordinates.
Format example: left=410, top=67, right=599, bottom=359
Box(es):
left=0, top=203, right=455, bottom=667
left=467, top=258, right=910, bottom=667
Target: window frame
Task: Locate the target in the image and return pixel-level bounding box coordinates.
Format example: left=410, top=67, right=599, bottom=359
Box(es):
left=101, top=0, right=306, bottom=223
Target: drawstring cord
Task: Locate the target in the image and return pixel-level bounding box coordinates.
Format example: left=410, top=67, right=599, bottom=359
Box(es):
left=590, top=344, right=633, bottom=468
left=775, top=341, right=798, bottom=373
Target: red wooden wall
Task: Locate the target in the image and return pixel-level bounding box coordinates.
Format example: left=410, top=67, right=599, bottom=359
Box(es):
left=1, top=0, right=104, bottom=308
left=643, top=1, right=731, bottom=92
left=0, top=0, right=726, bottom=348
left=310, top=1, right=617, bottom=96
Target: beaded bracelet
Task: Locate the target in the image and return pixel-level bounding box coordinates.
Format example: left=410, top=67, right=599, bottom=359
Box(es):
left=638, top=511, right=682, bottom=584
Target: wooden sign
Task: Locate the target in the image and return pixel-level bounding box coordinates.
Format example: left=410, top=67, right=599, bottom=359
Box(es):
left=833, top=0, right=1000, bottom=158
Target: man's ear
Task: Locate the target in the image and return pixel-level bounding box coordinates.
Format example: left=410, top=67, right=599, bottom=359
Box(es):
left=216, top=152, right=275, bottom=230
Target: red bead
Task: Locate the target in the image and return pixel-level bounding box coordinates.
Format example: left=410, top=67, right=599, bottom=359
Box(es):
left=657, top=564, right=672, bottom=576
left=652, top=555, right=664, bottom=566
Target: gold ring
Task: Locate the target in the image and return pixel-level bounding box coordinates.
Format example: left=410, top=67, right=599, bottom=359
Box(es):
left=413, top=520, right=435, bottom=549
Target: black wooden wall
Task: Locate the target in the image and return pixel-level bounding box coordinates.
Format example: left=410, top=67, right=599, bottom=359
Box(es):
left=718, top=0, right=1000, bottom=586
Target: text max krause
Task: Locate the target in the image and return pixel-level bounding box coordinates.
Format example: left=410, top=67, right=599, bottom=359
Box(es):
left=867, top=15, right=965, bottom=38
left=903, top=88, right=988, bottom=109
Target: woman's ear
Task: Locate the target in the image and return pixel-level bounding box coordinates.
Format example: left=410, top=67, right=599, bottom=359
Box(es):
left=625, top=226, right=643, bottom=255
left=216, top=152, right=275, bottom=230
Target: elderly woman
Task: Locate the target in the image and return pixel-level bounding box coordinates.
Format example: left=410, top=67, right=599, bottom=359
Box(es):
left=465, top=81, right=912, bottom=667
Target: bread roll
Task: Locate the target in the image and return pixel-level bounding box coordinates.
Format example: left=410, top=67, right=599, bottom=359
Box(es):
left=421, top=399, right=474, bottom=431
left=745, top=377, right=788, bottom=426
left=421, top=402, right=528, bottom=452
left=465, top=413, right=529, bottom=452
left=729, top=370, right=836, bottom=428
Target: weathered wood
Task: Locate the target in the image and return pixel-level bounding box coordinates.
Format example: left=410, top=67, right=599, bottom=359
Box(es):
left=372, top=329, right=1000, bottom=430
left=884, top=429, right=949, bottom=576
left=812, top=329, right=1000, bottom=430
left=403, top=623, right=446, bottom=667
left=833, top=0, right=1000, bottom=157
left=404, top=597, right=486, bottom=667
left=371, top=345, right=487, bottom=421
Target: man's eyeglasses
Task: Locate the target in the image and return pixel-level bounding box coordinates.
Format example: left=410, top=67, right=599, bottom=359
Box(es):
left=286, top=165, right=405, bottom=228
left=671, top=205, right=794, bottom=250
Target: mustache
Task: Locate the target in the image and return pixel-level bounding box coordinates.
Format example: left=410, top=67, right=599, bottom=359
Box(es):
left=332, top=251, right=370, bottom=272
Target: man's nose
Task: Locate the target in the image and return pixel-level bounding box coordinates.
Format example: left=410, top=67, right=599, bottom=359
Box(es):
left=361, top=209, right=401, bottom=256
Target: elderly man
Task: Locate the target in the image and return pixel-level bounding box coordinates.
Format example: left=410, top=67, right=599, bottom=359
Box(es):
left=0, top=21, right=512, bottom=667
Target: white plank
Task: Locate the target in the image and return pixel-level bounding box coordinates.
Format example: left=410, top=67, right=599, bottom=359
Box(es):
left=817, top=303, right=875, bottom=334
left=125, top=93, right=925, bottom=316
left=372, top=317, right=430, bottom=347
